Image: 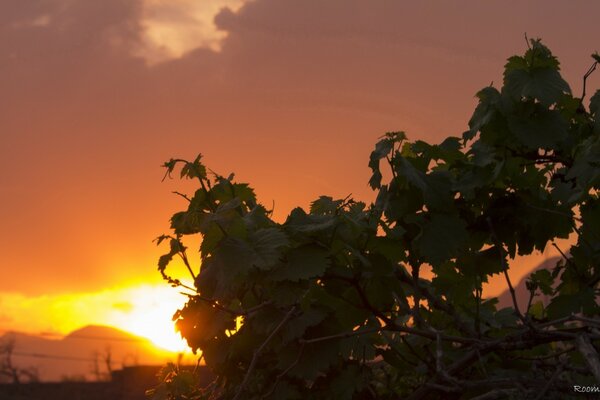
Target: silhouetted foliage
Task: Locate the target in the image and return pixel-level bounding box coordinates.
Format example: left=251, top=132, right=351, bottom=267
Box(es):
left=0, top=334, right=39, bottom=384
left=152, top=40, right=600, bottom=399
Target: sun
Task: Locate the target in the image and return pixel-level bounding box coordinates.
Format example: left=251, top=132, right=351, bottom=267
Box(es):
left=107, top=285, right=192, bottom=353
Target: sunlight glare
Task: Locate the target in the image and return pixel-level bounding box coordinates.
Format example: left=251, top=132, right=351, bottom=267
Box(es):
left=107, top=285, right=191, bottom=353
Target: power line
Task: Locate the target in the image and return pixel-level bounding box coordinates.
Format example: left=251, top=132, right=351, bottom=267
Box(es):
left=12, top=351, right=96, bottom=363
left=1, top=330, right=152, bottom=343
left=38, top=332, right=150, bottom=343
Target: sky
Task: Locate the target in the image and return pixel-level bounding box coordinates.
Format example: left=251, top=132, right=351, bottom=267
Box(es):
left=1, top=0, right=599, bottom=346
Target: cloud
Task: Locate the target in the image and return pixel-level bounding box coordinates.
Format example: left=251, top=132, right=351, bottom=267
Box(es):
left=0, top=285, right=186, bottom=336
left=0, top=0, right=599, bottom=296
left=137, top=0, right=247, bottom=63
left=112, top=301, right=134, bottom=313
left=0, top=313, right=13, bottom=324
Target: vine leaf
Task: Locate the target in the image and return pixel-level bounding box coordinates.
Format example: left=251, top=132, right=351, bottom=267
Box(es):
left=417, top=213, right=468, bottom=265
left=250, top=228, right=289, bottom=270
left=271, top=245, right=330, bottom=282
left=507, top=106, right=568, bottom=149
left=503, top=40, right=571, bottom=106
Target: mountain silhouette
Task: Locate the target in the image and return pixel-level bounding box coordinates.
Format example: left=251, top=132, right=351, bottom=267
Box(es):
left=1, top=325, right=182, bottom=382
left=496, top=257, right=560, bottom=311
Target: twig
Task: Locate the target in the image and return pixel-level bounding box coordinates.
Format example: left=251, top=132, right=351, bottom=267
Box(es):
left=232, top=306, right=297, bottom=400
left=351, top=280, right=394, bottom=325
left=524, top=33, right=531, bottom=50
left=300, top=323, right=481, bottom=346
left=381, top=331, right=418, bottom=367
left=580, top=60, right=598, bottom=104
left=511, top=345, right=575, bottom=361
left=300, top=326, right=381, bottom=344
left=551, top=242, right=569, bottom=263
left=434, top=330, right=443, bottom=373
left=172, top=191, right=191, bottom=202
left=525, top=287, right=536, bottom=316
left=406, top=329, right=588, bottom=400
left=487, top=218, right=525, bottom=322
left=471, top=388, right=519, bottom=400
left=389, top=325, right=482, bottom=345
left=423, top=382, right=460, bottom=393
left=192, top=353, right=205, bottom=374
left=411, top=264, right=426, bottom=328
left=243, top=300, right=274, bottom=317
left=572, top=315, right=600, bottom=327
left=525, top=203, right=579, bottom=222
left=475, top=284, right=482, bottom=337
left=260, top=344, right=305, bottom=399
left=575, top=333, right=600, bottom=382
left=178, top=249, right=197, bottom=280
left=475, top=349, right=488, bottom=378
left=533, top=361, right=564, bottom=400
left=401, top=335, right=435, bottom=373
left=394, top=266, right=477, bottom=337
left=186, top=295, right=272, bottom=317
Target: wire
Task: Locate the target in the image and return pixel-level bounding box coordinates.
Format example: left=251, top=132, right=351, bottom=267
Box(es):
left=12, top=351, right=96, bottom=363
left=0, top=330, right=151, bottom=343
left=38, top=332, right=150, bottom=343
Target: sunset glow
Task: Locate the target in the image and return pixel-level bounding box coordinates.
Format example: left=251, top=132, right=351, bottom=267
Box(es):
left=2, top=0, right=600, bottom=387
left=106, top=286, right=191, bottom=352
left=0, top=284, right=191, bottom=353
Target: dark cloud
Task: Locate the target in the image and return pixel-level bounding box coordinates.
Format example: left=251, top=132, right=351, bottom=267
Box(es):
left=0, top=0, right=599, bottom=294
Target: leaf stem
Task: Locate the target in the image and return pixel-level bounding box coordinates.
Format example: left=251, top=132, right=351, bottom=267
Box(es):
left=232, top=306, right=297, bottom=400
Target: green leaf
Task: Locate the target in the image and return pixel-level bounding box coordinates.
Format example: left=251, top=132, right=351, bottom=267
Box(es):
left=368, top=237, right=406, bottom=263
left=494, top=307, right=519, bottom=327
left=423, top=170, right=453, bottom=211
left=590, top=90, right=600, bottom=134
left=231, top=183, right=256, bottom=204
left=566, top=136, right=600, bottom=200
left=158, top=253, right=173, bottom=273
left=369, top=138, right=394, bottom=189
left=330, top=364, right=364, bottom=400
left=180, top=154, right=207, bottom=179
left=266, top=381, right=302, bottom=400
left=465, top=86, right=501, bottom=140
left=397, top=157, right=427, bottom=191
left=546, top=287, right=596, bottom=320
left=369, top=132, right=406, bottom=189
left=157, top=44, right=600, bottom=399
left=503, top=41, right=571, bottom=106
left=271, top=245, right=330, bottom=281
left=198, top=238, right=253, bottom=297
left=507, top=105, right=568, bottom=150
left=249, top=227, right=289, bottom=269
left=417, top=213, right=468, bottom=265
left=529, top=269, right=554, bottom=296
left=528, top=300, right=544, bottom=320
left=285, top=341, right=340, bottom=380
left=283, top=308, right=328, bottom=343
left=310, top=196, right=343, bottom=215
left=284, top=208, right=337, bottom=234
left=457, top=246, right=504, bottom=282
left=199, top=223, right=225, bottom=255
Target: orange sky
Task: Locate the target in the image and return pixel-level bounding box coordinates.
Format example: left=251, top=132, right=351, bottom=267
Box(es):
left=1, top=0, right=599, bottom=341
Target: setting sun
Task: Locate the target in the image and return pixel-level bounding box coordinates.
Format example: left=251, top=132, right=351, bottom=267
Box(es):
left=0, top=284, right=193, bottom=353
left=107, top=286, right=191, bottom=353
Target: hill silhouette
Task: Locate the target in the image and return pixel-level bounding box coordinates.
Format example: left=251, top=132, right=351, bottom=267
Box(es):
left=496, top=257, right=560, bottom=311
left=1, top=325, right=182, bottom=382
